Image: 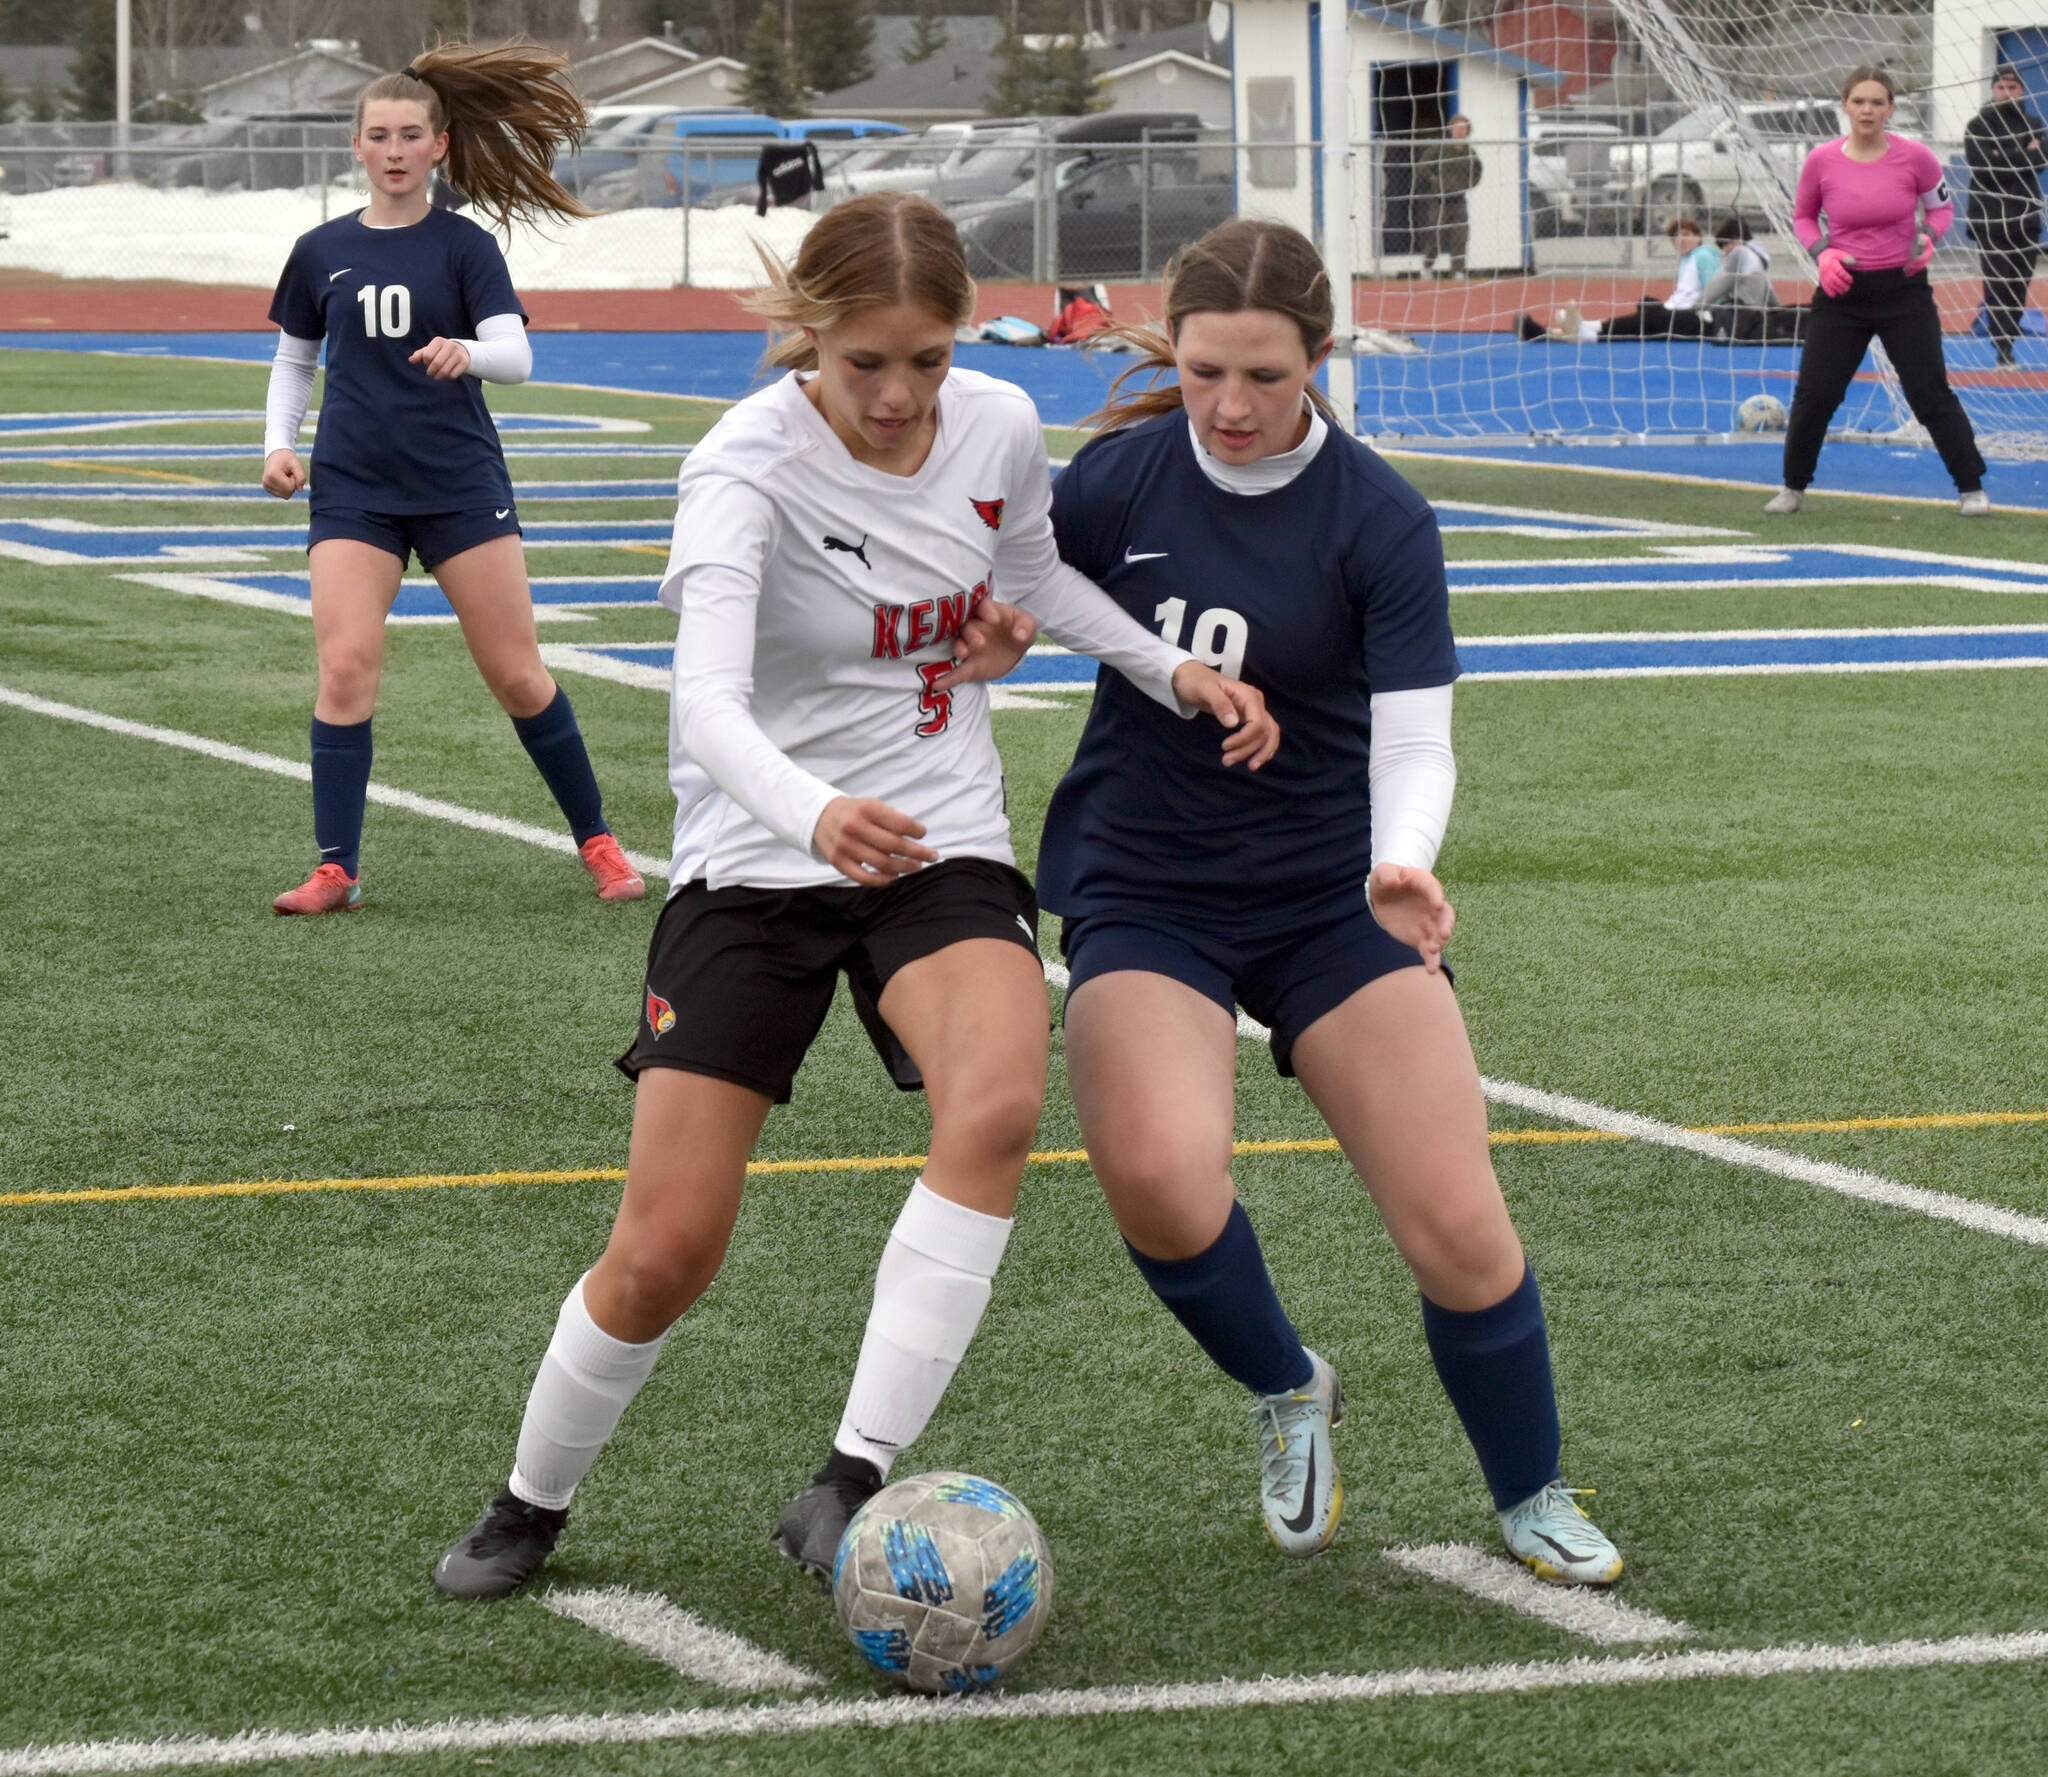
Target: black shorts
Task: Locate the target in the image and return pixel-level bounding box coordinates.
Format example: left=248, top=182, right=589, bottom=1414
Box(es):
left=307, top=504, right=521, bottom=571
left=1060, top=893, right=1445, bottom=1077
left=618, top=857, right=1041, bottom=1104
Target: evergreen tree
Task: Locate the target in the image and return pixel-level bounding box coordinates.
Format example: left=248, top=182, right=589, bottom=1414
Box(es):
left=798, top=0, right=872, bottom=93
left=986, top=32, right=1099, bottom=118
left=902, top=0, right=947, bottom=65
left=67, top=0, right=118, bottom=123
left=740, top=1, right=808, bottom=118
left=0, top=0, right=82, bottom=43
left=26, top=65, right=60, bottom=121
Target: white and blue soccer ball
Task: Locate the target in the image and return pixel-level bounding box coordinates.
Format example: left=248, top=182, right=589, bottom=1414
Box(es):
left=1737, top=393, right=1788, bottom=433
left=832, top=1471, right=1052, bottom=1693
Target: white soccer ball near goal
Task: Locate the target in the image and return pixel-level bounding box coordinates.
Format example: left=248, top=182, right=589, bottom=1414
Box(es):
left=1737, top=393, right=1788, bottom=433
left=832, top=1470, right=1052, bottom=1693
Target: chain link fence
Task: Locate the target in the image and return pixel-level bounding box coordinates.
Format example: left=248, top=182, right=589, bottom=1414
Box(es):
left=0, top=120, right=1988, bottom=290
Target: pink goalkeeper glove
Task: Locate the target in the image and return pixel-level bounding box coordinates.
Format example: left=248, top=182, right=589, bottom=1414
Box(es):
left=1905, top=232, right=1936, bottom=275
left=1816, top=247, right=1856, bottom=297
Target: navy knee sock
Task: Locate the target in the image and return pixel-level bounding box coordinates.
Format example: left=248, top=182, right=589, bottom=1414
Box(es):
left=309, top=716, right=372, bottom=878
left=1125, top=1200, right=1314, bottom=1397
left=511, top=686, right=608, bottom=845
left=1420, top=1265, right=1563, bottom=1511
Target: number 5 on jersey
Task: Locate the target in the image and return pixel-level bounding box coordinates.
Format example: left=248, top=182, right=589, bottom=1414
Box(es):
left=356, top=283, right=413, bottom=339
left=914, top=661, right=954, bottom=738
left=1156, top=598, right=1249, bottom=680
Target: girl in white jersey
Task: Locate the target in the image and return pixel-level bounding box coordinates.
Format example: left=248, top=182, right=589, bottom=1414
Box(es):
left=433, top=193, right=1278, bottom=1606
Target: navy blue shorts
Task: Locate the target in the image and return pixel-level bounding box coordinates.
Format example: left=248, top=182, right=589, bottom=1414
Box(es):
left=1060, top=898, right=1442, bottom=1076
left=307, top=505, right=521, bottom=571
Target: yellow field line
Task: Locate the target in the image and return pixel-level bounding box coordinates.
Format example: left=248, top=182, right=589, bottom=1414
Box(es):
left=35, top=457, right=218, bottom=485
left=6, top=1110, right=2039, bottom=1209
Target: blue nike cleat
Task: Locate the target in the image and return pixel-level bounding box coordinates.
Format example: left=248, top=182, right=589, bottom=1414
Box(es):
left=1499, top=1482, right=1624, bottom=1586
left=1251, top=1349, right=1344, bottom=1556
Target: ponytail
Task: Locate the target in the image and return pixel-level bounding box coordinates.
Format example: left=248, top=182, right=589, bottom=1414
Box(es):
left=354, top=39, right=592, bottom=232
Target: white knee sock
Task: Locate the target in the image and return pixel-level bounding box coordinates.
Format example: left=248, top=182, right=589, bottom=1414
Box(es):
left=833, top=1180, right=1013, bottom=1477
left=508, top=1274, right=669, bottom=1511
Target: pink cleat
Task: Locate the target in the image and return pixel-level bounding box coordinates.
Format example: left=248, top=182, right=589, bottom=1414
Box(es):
left=273, top=862, right=362, bottom=916
left=579, top=833, right=646, bottom=902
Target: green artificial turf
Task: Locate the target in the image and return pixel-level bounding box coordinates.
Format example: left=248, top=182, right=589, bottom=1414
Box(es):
left=4, top=347, right=2047, bottom=1774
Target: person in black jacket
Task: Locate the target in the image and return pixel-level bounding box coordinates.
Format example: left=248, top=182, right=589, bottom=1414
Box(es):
left=1965, top=65, right=2048, bottom=367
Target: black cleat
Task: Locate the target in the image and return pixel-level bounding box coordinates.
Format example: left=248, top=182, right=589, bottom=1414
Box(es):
left=433, top=1488, right=567, bottom=1599
left=770, top=1450, right=882, bottom=1587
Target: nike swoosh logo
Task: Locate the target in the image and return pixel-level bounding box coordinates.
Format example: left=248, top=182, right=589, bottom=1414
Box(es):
left=329, top=268, right=351, bottom=282
left=494, top=509, right=510, bottom=519
left=1281, top=1442, right=1319, bottom=1537
left=1124, top=548, right=1168, bottom=563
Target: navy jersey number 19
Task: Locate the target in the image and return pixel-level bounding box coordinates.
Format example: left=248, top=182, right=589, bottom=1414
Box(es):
left=356, top=283, right=413, bottom=338
left=1155, top=598, right=1249, bottom=680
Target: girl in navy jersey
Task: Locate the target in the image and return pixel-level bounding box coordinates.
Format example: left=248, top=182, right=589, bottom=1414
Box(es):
left=262, top=42, right=644, bottom=914
left=1042, top=220, right=1624, bottom=1584
left=431, top=194, right=1277, bottom=1607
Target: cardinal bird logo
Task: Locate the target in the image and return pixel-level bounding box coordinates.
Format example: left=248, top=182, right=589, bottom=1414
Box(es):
left=645, top=987, right=676, bottom=1037
left=970, top=496, right=1004, bottom=530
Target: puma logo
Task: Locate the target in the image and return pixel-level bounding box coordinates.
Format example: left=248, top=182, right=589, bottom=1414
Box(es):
left=823, top=532, right=872, bottom=570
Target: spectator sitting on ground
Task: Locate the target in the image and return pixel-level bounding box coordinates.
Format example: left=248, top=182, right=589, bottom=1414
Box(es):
left=1517, top=215, right=1721, bottom=341
left=1699, top=216, right=1809, bottom=343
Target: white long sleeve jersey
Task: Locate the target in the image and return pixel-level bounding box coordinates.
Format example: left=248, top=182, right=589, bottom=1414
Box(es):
left=659, top=368, right=1195, bottom=892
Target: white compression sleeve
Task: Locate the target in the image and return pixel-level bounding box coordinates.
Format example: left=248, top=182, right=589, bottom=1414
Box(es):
left=670, top=559, right=847, bottom=857
left=263, top=333, right=320, bottom=458
left=1368, top=684, right=1457, bottom=873
left=834, top=1181, right=1014, bottom=1477
left=454, top=312, right=531, bottom=385
left=509, top=1273, right=669, bottom=1511
left=992, top=430, right=1194, bottom=712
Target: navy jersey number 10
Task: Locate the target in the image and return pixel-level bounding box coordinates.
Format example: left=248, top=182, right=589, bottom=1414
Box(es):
left=356, top=283, right=413, bottom=338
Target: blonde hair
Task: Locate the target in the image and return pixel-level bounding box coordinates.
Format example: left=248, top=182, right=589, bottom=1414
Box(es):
left=746, top=193, right=976, bottom=371
left=354, top=40, right=591, bottom=231
left=1088, top=220, right=1337, bottom=434
left=1840, top=65, right=1898, bottom=104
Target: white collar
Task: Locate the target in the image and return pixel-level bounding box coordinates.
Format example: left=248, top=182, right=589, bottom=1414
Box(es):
left=1186, top=404, right=1329, bottom=495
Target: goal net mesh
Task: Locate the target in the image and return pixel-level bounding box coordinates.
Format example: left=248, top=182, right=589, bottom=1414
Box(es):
left=1348, top=0, right=2048, bottom=460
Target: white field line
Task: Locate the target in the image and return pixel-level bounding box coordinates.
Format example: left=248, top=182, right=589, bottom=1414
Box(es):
left=538, top=644, right=671, bottom=693
left=1383, top=1544, right=1691, bottom=1645
left=1466, top=657, right=2048, bottom=682
left=0, top=686, right=670, bottom=880
left=1459, top=622, right=2048, bottom=645
left=120, top=573, right=595, bottom=627
left=1045, top=965, right=2048, bottom=1245
left=1429, top=500, right=1748, bottom=538
left=1480, top=1076, right=2048, bottom=1247
left=4, top=1631, right=2045, bottom=1774
left=1375, top=445, right=1990, bottom=512
left=10, top=684, right=2036, bottom=1246
left=540, top=1587, right=823, bottom=1693
left=1453, top=576, right=2048, bottom=598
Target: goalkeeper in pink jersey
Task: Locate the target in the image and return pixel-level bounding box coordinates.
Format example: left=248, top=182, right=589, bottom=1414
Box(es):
left=1767, top=66, right=1987, bottom=516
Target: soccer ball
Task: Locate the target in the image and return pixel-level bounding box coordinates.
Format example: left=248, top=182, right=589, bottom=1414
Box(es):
left=1737, top=393, right=1788, bottom=433
left=832, top=1471, right=1052, bottom=1693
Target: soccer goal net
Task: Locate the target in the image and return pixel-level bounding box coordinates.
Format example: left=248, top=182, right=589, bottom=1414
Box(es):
left=1348, top=0, right=2048, bottom=458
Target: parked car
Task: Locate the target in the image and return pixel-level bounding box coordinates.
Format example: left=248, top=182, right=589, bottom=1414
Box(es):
left=554, top=106, right=747, bottom=197
left=952, top=143, right=1233, bottom=280
left=697, top=117, right=907, bottom=206
left=830, top=117, right=1054, bottom=200
left=1606, top=97, right=1925, bottom=230
left=1526, top=118, right=1621, bottom=237
left=919, top=111, right=1211, bottom=215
